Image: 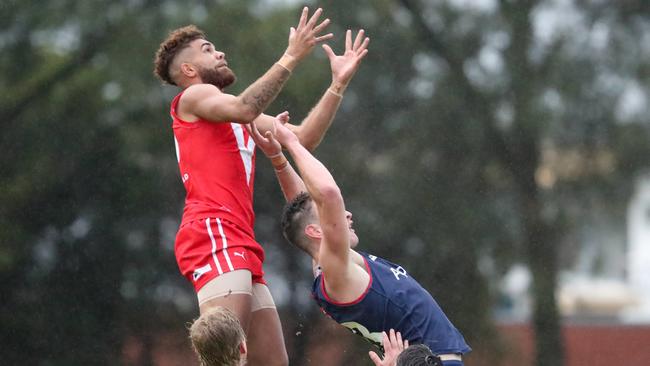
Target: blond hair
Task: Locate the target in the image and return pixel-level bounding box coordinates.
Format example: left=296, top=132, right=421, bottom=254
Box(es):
left=189, top=307, right=245, bottom=366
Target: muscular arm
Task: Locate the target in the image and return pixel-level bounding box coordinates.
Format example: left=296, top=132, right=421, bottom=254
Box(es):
left=289, top=84, right=344, bottom=151
left=274, top=160, right=307, bottom=202
left=246, top=119, right=306, bottom=202
left=181, top=57, right=294, bottom=124
left=250, top=84, right=343, bottom=151
left=251, top=29, right=370, bottom=150
left=283, top=138, right=351, bottom=278
left=273, top=122, right=368, bottom=301
left=180, top=7, right=333, bottom=124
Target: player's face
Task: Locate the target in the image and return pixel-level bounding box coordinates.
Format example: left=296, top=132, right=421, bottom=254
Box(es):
left=191, top=39, right=236, bottom=89
left=311, top=202, right=359, bottom=248
left=346, top=210, right=359, bottom=248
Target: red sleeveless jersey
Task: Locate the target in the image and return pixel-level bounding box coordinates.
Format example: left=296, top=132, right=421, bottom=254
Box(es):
left=171, top=92, right=257, bottom=235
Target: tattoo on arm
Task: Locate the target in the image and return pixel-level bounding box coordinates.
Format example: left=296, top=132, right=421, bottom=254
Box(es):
left=242, top=67, right=291, bottom=115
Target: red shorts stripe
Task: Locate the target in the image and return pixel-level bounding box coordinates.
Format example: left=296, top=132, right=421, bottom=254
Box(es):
left=175, top=217, right=266, bottom=292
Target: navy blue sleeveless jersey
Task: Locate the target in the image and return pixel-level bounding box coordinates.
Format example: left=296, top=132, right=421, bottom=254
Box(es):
left=311, top=252, right=471, bottom=355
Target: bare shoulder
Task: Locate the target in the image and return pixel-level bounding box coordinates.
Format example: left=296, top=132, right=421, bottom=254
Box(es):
left=349, top=250, right=367, bottom=268
left=181, top=83, right=222, bottom=102
left=177, top=84, right=223, bottom=122
left=322, top=256, right=371, bottom=303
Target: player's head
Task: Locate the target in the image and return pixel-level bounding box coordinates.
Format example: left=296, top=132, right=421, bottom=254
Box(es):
left=154, top=25, right=236, bottom=89
left=396, top=344, right=442, bottom=366
left=281, top=192, right=359, bottom=256
left=189, top=306, right=247, bottom=366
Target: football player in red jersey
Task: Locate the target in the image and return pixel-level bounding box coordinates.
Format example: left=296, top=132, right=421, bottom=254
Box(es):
left=154, top=7, right=369, bottom=366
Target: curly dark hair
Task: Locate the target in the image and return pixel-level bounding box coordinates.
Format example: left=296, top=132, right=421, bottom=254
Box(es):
left=396, top=344, right=442, bottom=366
left=280, top=192, right=315, bottom=254
left=153, top=25, right=206, bottom=85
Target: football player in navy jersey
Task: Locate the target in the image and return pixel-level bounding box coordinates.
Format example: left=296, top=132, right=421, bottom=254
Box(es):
left=248, top=120, right=471, bottom=365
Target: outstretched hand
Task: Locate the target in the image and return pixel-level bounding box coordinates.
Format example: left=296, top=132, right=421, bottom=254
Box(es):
left=286, top=7, right=334, bottom=61
left=322, top=29, right=370, bottom=87
left=369, top=329, right=409, bottom=366
left=271, top=118, right=299, bottom=147
left=247, top=112, right=289, bottom=157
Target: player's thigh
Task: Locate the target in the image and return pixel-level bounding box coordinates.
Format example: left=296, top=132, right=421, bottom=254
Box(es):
left=245, top=284, right=288, bottom=366
left=198, top=270, right=254, bottom=331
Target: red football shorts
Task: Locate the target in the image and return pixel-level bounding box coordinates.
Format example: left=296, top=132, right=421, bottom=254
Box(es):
left=174, top=217, right=266, bottom=292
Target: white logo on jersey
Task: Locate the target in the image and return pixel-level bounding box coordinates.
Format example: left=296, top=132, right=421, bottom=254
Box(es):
left=233, top=251, right=246, bottom=261
left=231, top=123, right=256, bottom=185
left=182, top=173, right=189, bottom=182
left=391, top=266, right=408, bottom=280
left=192, top=263, right=212, bottom=281
left=368, top=255, right=378, bottom=261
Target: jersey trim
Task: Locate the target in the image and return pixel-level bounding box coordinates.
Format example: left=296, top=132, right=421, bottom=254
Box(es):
left=320, top=256, right=373, bottom=306
left=170, top=91, right=199, bottom=127
left=171, top=91, right=213, bottom=127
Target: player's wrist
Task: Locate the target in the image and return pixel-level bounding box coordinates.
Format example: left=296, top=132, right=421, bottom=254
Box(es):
left=273, top=161, right=290, bottom=172
left=277, top=52, right=298, bottom=72
left=328, top=80, right=348, bottom=97
left=269, top=153, right=288, bottom=168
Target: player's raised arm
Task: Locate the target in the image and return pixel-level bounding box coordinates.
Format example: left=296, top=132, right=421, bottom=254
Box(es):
left=158, top=7, right=333, bottom=124
left=250, top=29, right=369, bottom=150
left=246, top=115, right=306, bottom=202
left=289, top=29, right=370, bottom=150
left=229, top=7, right=333, bottom=122
left=272, top=121, right=352, bottom=280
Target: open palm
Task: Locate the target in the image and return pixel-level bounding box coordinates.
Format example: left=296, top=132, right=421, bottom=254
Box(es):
left=323, top=29, right=370, bottom=86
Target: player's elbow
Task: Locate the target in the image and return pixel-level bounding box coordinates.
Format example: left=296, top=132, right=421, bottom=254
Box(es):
left=228, top=97, right=261, bottom=123
left=238, top=107, right=259, bottom=124
left=315, top=184, right=343, bottom=204
left=297, top=134, right=320, bottom=152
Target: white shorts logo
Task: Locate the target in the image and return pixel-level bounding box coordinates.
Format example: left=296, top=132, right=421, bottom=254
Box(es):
left=193, top=263, right=213, bottom=281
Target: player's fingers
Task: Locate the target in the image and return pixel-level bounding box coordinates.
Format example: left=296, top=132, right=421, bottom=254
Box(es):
left=404, top=339, right=409, bottom=349
left=345, top=29, right=352, bottom=50
left=249, top=121, right=259, bottom=136
left=297, top=7, right=308, bottom=29
left=358, top=37, right=370, bottom=53
left=396, top=331, right=404, bottom=350
left=389, top=329, right=398, bottom=346
left=243, top=124, right=256, bottom=140
left=306, top=7, right=323, bottom=28
left=381, top=331, right=390, bottom=348
left=353, top=29, right=365, bottom=50
left=368, top=351, right=383, bottom=365
left=322, top=44, right=336, bottom=60
left=314, top=33, right=334, bottom=43
left=251, top=122, right=267, bottom=142
left=276, top=111, right=289, bottom=120
left=357, top=48, right=369, bottom=61
left=313, top=18, right=330, bottom=34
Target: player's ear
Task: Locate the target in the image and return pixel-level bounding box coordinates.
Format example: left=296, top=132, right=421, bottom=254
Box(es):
left=239, top=340, right=247, bottom=356
left=304, top=223, right=322, bottom=240
left=180, top=62, right=197, bottom=78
